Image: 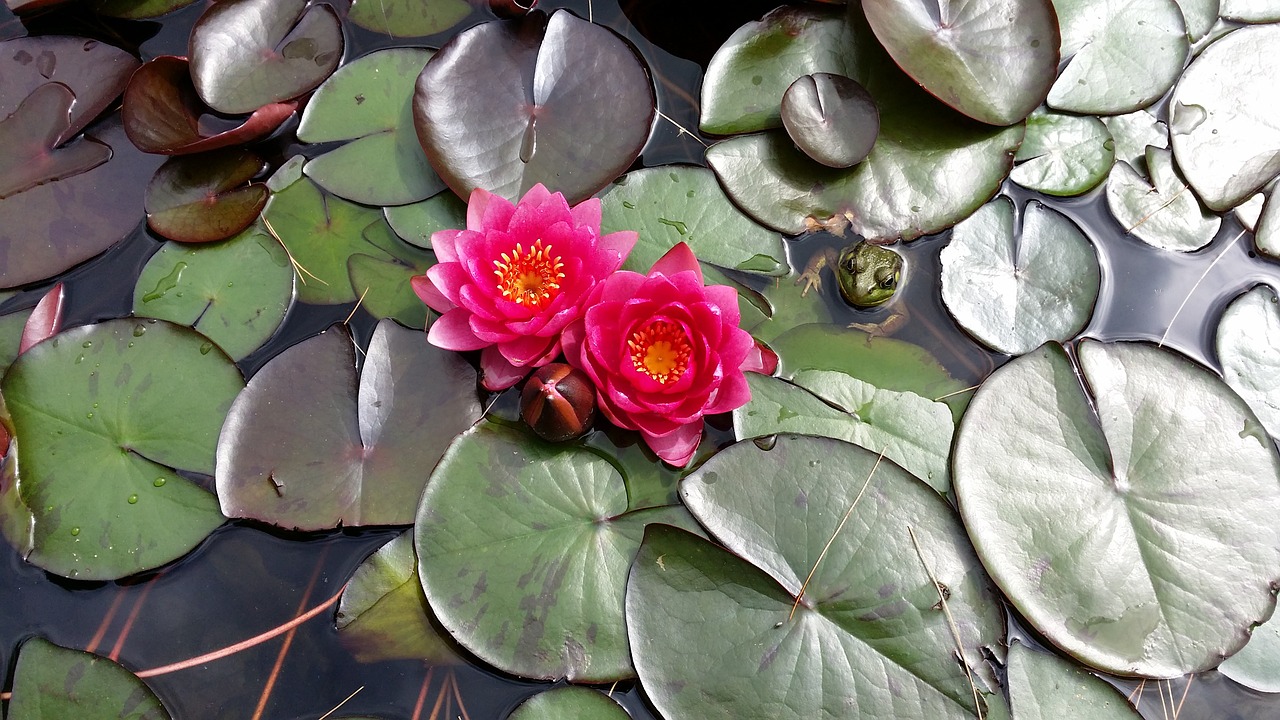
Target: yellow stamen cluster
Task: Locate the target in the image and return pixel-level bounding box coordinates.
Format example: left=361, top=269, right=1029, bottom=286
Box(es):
left=629, top=320, right=692, bottom=384
left=493, top=240, right=565, bottom=309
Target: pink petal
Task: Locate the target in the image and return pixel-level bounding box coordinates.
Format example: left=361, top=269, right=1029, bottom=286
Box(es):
left=642, top=421, right=702, bottom=467
left=468, top=187, right=514, bottom=231
left=431, top=229, right=462, bottom=263
left=649, top=242, right=702, bottom=283
left=497, top=333, right=557, bottom=366
left=427, top=309, right=489, bottom=351
left=518, top=183, right=556, bottom=208
left=742, top=339, right=778, bottom=375
left=703, top=284, right=741, bottom=326
left=20, top=282, right=65, bottom=354
left=480, top=346, right=530, bottom=391
left=411, top=274, right=455, bottom=313
left=570, top=196, right=602, bottom=230
left=425, top=262, right=472, bottom=307
left=598, top=230, right=637, bottom=271
left=704, top=368, right=750, bottom=415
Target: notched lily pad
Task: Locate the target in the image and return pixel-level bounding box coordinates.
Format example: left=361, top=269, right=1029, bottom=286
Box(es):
left=1219, top=614, right=1280, bottom=693
left=7, top=637, right=170, bottom=720
left=780, top=73, right=878, bottom=168
left=0, top=82, right=110, bottom=200
left=1011, top=108, right=1114, bottom=196
left=1102, top=109, right=1167, bottom=171
left=1, top=36, right=139, bottom=138
left=1106, top=147, right=1221, bottom=252
left=145, top=148, right=268, bottom=243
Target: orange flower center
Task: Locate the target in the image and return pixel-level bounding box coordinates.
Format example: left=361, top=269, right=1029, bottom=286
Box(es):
left=629, top=320, right=692, bottom=384
left=493, top=240, right=565, bottom=309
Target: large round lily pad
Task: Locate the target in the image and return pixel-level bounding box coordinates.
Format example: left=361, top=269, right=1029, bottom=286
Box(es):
left=628, top=435, right=1006, bottom=719
left=416, top=422, right=701, bottom=682
left=1, top=319, right=241, bottom=579
left=7, top=637, right=170, bottom=720
left=413, top=9, right=655, bottom=204
left=953, top=341, right=1280, bottom=677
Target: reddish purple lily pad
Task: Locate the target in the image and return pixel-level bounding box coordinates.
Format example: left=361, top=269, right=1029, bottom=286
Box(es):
left=1, top=36, right=138, bottom=140
left=123, top=56, right=297, bottom=155
left=145, top=148, right=269, bottom=243
left=0, top=83, right=111, bottom=200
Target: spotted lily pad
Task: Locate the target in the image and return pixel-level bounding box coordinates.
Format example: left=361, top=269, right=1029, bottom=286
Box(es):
left=7, top=637, right=170, bottom=720
left=953, top=341, right=1280, bottom=676
left=347, top=0, right=471, bottom=37
left=1011, top=108, right=1114, bottom=196
left=298, top=48, right=445, bottom=206
left=1, top=319, right=240, bottom=579
left=508, top=687, right=631, bottom=720
left=629, top=435, right=1006, bottom=719
left=144, top=148, right=268, bottom=243
left=416, top=422, right=702, bottom=682
left=1, top=36, right=138, bottom=139
left=1006, top=643, right=1142, bottom=718
left=1215, top=285, right=1280, bottom=439
left=1106, top=147, right=1221, bottom=252
left=414, top=10, right=655, bottom=204
left=217, top=320, right=481, bottom=530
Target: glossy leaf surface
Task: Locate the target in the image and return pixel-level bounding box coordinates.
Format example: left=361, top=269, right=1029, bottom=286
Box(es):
left=1215, top=285, right=1280, bottom=440
left=8, top=637, right=169, bottom=720
left=508, top=687, right=631, bottom=720
left=384, top=191, right=466, bottom=249
left=144, top=148, right=268, bottom=243
left=1106, top=147, right=1221, bottom=252
left=18, top=282, right=65, bottom=354
left=1102, top=110, right=1166, bottom=170
left=1006, top=643, right=1141, bottom=718
left=1, top=36, right=138, bottom=140
left=1011, top=108, right=1114, bottom=197
left=0, top=83, right=110, bottom=200
left=780, top=73, right=878, bottom=168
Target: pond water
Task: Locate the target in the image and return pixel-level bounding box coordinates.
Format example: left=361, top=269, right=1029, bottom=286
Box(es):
left=2, top=1, right=1280, bottom=719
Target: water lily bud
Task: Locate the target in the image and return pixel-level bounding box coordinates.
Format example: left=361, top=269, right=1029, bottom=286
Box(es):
left=521, top=363, right=596, bottom=442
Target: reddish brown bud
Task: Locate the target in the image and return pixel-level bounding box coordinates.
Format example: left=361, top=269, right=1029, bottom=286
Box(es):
left=521, top=363, right=596, bottom=442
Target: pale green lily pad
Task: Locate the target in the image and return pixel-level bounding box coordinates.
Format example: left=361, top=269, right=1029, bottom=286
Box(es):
left=953, top=341, right=1280, bottom=677
left=298, top=48, right=445, bottom=206
left=347, top=218, right=435, bottom=328
left=133, top=225, right=293, bottom=361
left=1047, top=0, right=1188, bottom=115
left=1106, top=147, right=1221, bottom=252
left=415, top=422, right=703, bottom=682
left=336, top=531, right=461, bottom=664
left=1169, top=24, right=1280, bottom=211
left=1007, top=643, right=1142, bottom=718
left=940, top=197, right=1101, bottom=355
left=599, top=166, right=786, bottom=276
left=629, top=435, right=1006, bottom=719
left=1220, top=0, right=1280, bottom=21
left=2, top=319, right=240, bottom=579
left=1173, top=0, right=1220, bottom=41
left=1102, top=110, right=1167, bottom=171
left=1237, top=192, right=1266, bottom=232
left=384, top=191, right=467, bottom=250
left=1256, top=190, right=1280, bottom=259
left=508, top=687, right=631, bottom=720
left=1215, top=285, right=1280, bottom=439
left=1011, top=108, right=1114, bottom=196
left=8, top=637, right=169, bottom=720
left=1219, top=615, right=1280, bottom=693
left=347, top=0, right=471, bottom=37
left=734, top=371, right=953, bottom=493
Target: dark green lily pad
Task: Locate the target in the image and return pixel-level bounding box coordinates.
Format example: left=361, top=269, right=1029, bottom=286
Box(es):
left=953, top=341, right=1280, bottom=676
left=629, top=435, right=1006, bottom=719
left=415, top=422, right=702, bottom=682
left=1219, top=615, right=1280, bottom=693
left=144, top=148, right=268, bottom=243
left=298, top=48, right=445, bottom=206
left=0, top=306, right=29, bottom=370
left=1215, top=285, right=1280, bottom=439
left=217, top=320, right=481, bottom=530
left=1047, top=0, right=1188, bottom=114
left=1168, top=24, right=1280, bottom=211
left=7, top=637, right=169, bottom=720
left=123, top=56, right=297, bottom=155
left=863, top=0, right=1057, bottom=125
left=133, top=225, right=293, bottom=360
left=92, top=0, right=199, bottom=18
left=336, top=531, right=461, bottom=664
left=599, top=166, right=785, bottom=276
left=940, top=198, right=1101, bottom=355
left=347, top=217, right=435, bottom=328
left=384, top=191, right=466, bottom=249
left=780, top=73, right=878, bottom=168
left=0, top=82, right=110, bottom=200
left=1106, top=147, right=1221, bottom=252
left=1011, top=108, right=1115, bottom=196
left=1006, top=643, right=1142, bottom=718
left=189, top=0, right=343, bottom=115
left=1, top=36, right=139, bottom=140
left=508, top=687, right=631, bottom=720
left=347, top=0, right=471, bottom=37
left=414, top=9, right=655, bottom=204
left=2, top=319, right=240, bottom=579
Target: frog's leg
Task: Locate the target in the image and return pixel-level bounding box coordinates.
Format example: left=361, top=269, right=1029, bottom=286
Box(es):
left=848, top=306, right=909, bottom=338
left=796, top=248, right=838, bottom=298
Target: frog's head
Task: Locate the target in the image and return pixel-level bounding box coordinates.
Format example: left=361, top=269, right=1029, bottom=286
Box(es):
left=836, top=241, right=903, bottom=308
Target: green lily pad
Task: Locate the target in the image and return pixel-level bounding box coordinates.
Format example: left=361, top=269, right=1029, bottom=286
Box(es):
left=1173, top=0, right=1221, bottom=41
left=347, top=217, right=435, bottom=328
left=1101, top=110, right=1167, bottom=171
left=1, top=36, right=139, bottom=140
left=1219, top=615, right=1280, bottom=693
left=217, top=320, right=481, bottom=530
left=132, top=225, right=293, bottom=361
left=734, top=371, right=954, bottom=493
left=298, top=48, right=446, bottom=206
left=1011, top=108, right=1115, bottom=197
left=92, top=0, right=199, bottom=18
left=7, top=637, right=169, bottom=720
left=189, top=0, right=343, bottom=115
left=1006, top=643, right=1142, bottom=718
left=144, top=148, right=268, bottom=244
left=384, top=191, right=466, bottom=250
left=1256, top=190, right=1280, bottom=259
left=508, top=687, right=631, bottom=720
left=940, top=197, right=1101, bottom=355
left=863, top=0, right=1058, bottom=125
left=415, top=422, right=702, bottom=682
left=630, top=434, right=1006, bottom=719
left=1106, top=147, right=1221, bottom=252
left=1215, top=285, right=1280, bottom=439
left=0, top=305, right=29, bottom=370
left=1168, top=23, right=1280, bottom=211
left=336, top=531, right=461, bottom=664
left=1047, top=0, right=1188, bottom=115
left=953, top=341, right=1280, bottom=676
left=780, top=73, right=879, bottom=168
left=1220, top=0, right=1280, bottom=21
left=2, top=319, right=240, bottom=579
left=347, top=0, right=471, bottom=37
left=599, top=166, right=786, bottom=276
left=414, top=10, right=654, bottom=205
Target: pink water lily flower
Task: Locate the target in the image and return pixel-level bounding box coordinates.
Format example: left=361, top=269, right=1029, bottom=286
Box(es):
left=412, top=184, right=637, bottom=390
left=561, top=243, right=769, bottom=467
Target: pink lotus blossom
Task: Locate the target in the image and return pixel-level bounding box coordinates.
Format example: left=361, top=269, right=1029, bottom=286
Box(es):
left=561, top=243, right=770, bottom=466
left=412, top=184, right=636, bottom=390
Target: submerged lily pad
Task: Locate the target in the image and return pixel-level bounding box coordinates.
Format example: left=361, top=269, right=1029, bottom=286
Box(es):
left=863, top=0, right=1057, bottom=125
left=2, top=319, right=240, bottom=579
left=1011, top=108, right=1114, bottom=196
left=629, top=435, right=1006, bottom=719
left=508, top=687, right=631, bottom=720
left=780, top=73, right=879, bottom=168
left=189, top=0, right=343, bottom=114
left=1168, top=24, right=1280, bottom=211
left=953, top=341, right=1280, bottom=676
left=7, top=637, right=170, bottom=720
left=92, top=0, right=199, bottom=19
left=1106, top=147, right=1221, bottom=252
left=298, top=48, right=445, bottom=206
left=414, top=10, right=655, bottom=204
left=1, top=36, right=138, bottom=139
left=1215, top=285, right=1280, bottom=440
left=1006, top=643, right=1141, bottom=718
left=217, top=320, right=481, bottom=530
left=940, top=198, right=1101, bottom=355
left=416, top=422, right=701, bottom=682
left=347, top=0, right=471, bottom=37
left=145, top=148, right=268, bottom=243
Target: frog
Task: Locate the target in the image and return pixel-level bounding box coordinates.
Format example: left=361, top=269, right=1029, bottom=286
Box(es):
left=796, top=240, right=907, bottom=336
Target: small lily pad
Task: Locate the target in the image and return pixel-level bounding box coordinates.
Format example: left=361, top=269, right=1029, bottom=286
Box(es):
left=7, top=637, right=170, bottom=720
left=298, top=48, right=445, bottom=206
left=384, top=191, right=466, bottom=249
left=347, top=0, right=471, bottom=37
left=1106, top=147, right=1221, bottom=252
left=780, top=73, right=878, bottom=168
left=1011, top=108, right=1114, bottom=197
left=1215, top=285, right=1280, bottom=439
left=1006, top=643, right=1142, bottom=718
left=1101, top=109, right=1167, bottom=171
left=940, top=197, right=1101, bottom=355
left=1219, top=615, right=1280, bottom=693
left=508, top=687, right=631, bottom=720
left=144, top=148, right=268, bottom=243
left=346, top=218, right=435, bottom=328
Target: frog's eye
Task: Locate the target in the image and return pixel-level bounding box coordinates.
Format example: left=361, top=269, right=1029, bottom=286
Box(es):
left=875, top=267, right=898, bottom=289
